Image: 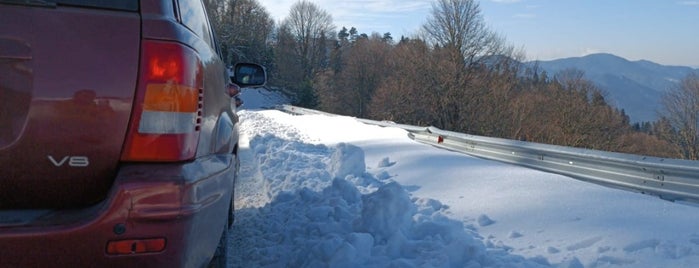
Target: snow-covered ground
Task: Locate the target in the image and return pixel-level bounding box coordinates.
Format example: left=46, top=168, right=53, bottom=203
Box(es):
left=230, top=88, right=699, bottom=267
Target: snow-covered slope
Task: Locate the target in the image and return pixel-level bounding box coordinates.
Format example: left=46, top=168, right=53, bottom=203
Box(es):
left=230, top=88, right=699, bottom=267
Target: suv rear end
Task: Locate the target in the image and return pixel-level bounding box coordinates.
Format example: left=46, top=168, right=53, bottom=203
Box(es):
left=0, top=0, right=262, bottom=266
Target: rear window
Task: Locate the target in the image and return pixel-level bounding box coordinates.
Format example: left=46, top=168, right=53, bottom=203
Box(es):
left=177, top=0, right=214, bottom=48
left=0, top=0, right=139, bottom=11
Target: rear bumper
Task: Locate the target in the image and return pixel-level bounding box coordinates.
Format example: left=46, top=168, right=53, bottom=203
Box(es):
left=0, top=154, right=236, bottom=268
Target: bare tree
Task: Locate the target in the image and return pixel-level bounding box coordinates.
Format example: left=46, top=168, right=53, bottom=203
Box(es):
left=203, top=0, right=226, bottom=34
left=422, top=0, right=509, bottom=66
left=274, top=0, right=335, bottom=107
left=221, top=0, right=274, bottom=65
left=369, top=39, right=439, bottom=126
left=660, top=73, right=699, bottom=159
left=318, top=34, right=391, bottom=117
left=412, top=0, right=516, bottom=133
left=203, top=0, right=275, bottom=66
left=282, top=0, right=335, bottom=80
left=273, top=24, right=306, bottom=90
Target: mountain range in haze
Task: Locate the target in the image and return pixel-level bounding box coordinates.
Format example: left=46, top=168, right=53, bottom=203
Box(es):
left=528, top=53, right=698, bottom=123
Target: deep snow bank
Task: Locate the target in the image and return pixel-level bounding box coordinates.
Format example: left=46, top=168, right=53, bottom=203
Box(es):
left=231, top=111, right=551, bottom=267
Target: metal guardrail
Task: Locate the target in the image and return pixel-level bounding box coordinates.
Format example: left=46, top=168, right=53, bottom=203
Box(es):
left=278, top=105, right=699, bottom=204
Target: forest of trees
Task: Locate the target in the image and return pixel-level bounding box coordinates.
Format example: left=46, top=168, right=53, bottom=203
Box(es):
left=203, top=0, right=698, bottom=160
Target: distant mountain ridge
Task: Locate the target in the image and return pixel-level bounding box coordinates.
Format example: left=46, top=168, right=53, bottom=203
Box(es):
left=528, top=53, right=698, bottom=123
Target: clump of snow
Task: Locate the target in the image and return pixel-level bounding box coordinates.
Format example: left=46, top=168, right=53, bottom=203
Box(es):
left=546, top=246, right=560, bottom=254
left=375, top=170, right=392, bottom=181
left=414, top=198, right=446, bottom=215
left=477, top=214, right=496, bottom=227
left=251, top=134, right=333, bottom=199
left=330, top=143, right=366, bottom=179
left=356, top=182, right=414, bottom=242
left=509, top=231, right=524, bottom=239
left=377, top=157, right=396, bottom=168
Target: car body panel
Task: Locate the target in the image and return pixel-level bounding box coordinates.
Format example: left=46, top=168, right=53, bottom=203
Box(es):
left=0, top=4, right=140, bottom=209
left=0, top=154, right=235, bottom=267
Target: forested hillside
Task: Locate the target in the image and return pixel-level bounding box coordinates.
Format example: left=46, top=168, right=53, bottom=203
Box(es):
left=531, top=53, right=699, bottom=123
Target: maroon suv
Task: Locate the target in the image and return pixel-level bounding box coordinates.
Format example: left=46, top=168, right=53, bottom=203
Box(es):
left=0, top=0, right=265, bottom=267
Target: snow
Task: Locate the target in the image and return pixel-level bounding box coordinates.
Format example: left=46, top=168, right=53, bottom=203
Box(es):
left=230, top=88, right=699, bottom=267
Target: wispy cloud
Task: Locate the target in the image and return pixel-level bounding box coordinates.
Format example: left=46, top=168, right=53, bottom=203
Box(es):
left=677, top=1, right=699, bottom=5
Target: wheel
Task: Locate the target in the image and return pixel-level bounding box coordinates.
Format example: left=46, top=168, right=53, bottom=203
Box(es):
left=209, top=215, right=231, bottom=267
left=210, top=154, right=238, bottom=267
left=208, top=208, right=232, bottom=268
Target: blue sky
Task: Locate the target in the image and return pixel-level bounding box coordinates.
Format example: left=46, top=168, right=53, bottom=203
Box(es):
left=263, top=0, right=699, bottom=67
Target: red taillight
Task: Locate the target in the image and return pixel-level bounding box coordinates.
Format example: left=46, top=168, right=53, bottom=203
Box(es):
left=121, top=40, right=203, bottom=162
left=106, top=238, right=166, bottom=255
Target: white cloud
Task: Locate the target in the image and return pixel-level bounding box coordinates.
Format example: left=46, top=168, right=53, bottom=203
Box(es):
left=678, top=1, right=699, bottom=5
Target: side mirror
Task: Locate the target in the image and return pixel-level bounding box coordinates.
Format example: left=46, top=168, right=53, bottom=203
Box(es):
left=231, top=63, right=266, bottom=87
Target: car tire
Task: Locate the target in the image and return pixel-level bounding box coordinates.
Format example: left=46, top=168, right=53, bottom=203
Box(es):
left=208, top=207, right=232, bottom=268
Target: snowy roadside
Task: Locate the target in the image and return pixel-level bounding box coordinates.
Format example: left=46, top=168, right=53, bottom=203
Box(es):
left=230, top=88, right=699, bottom=267
left=231, top=110, right=552, bottom=267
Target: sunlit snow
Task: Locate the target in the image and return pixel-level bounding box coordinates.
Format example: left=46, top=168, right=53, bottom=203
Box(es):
left=229, top=88, right=699, bottom=267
